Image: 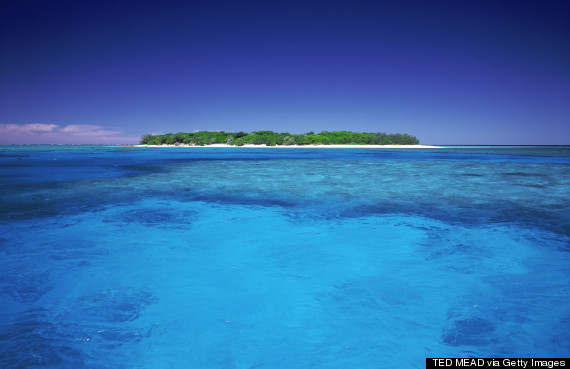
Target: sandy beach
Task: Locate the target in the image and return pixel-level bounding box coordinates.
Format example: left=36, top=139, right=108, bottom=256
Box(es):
left=133, top=144, right=444, bottom=148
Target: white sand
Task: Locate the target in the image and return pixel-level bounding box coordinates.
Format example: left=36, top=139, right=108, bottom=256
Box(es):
left=133, top=144, right=444, bottom=148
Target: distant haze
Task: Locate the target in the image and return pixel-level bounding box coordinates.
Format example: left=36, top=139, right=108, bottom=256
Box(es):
left=1, top=0, right=569, bottom=145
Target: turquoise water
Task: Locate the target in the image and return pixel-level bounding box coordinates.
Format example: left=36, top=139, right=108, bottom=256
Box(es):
left=1, top=145, right=569, bottom=368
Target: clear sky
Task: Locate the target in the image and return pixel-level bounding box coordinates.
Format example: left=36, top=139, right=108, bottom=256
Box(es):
left=1, top=0, right=569, bottom=144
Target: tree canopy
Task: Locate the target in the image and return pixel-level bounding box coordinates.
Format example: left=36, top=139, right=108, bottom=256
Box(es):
left=139, top=131, right=420, bottom=146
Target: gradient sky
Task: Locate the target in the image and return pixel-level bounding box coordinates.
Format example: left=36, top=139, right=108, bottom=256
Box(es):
left=1, top=0, right=569, bottom=144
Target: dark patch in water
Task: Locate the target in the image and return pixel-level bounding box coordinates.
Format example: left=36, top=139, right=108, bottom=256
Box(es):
left=0, top=272, right=52, bottom=304
left=0, top=183, right=147, bottom=221
left=0, top=309, right=85, bottom=368
left=502, top=172, right=548, bottom=177
left=0, top=288, right=156, bottom=368
left=332, top=198, right=570, bottom=239
left=0, top=154, right=33, bottom=158
left=73, top=288, right=156, bottom=323
left=192, top=192, right=297, bottom=209
left=105, top=208, right=198, bottom=228
left=522, top=184, right=545, bottom=188
left=551, top=315, right=570, bottom=350
left=443, top=318, right=496, bottom=346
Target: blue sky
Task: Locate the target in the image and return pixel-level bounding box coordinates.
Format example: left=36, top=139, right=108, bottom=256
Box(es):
left=1, top=0, right=569, bottom=144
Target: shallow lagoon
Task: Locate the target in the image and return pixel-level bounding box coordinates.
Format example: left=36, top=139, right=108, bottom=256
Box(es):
left=1, top=146, right=569, bottom=368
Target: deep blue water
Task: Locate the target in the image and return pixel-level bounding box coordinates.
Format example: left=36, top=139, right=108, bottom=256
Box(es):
left=1, top=145, right=569, bottom=368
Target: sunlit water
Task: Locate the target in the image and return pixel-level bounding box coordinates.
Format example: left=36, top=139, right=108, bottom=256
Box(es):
left=1, top=145, right=569, bottom=368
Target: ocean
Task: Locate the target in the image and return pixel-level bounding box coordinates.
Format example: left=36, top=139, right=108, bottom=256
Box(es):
left=1, top=145, right=569, bottom=368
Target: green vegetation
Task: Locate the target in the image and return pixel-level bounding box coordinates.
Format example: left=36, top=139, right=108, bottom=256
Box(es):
left=139, top=131, right=420, bottom=146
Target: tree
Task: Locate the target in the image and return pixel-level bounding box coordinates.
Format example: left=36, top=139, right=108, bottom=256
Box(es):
left=164, top=134, right=176, bottom=144
left=140, top=134, right=154, bottom=144
left=294, top=135, right=310, bottom=145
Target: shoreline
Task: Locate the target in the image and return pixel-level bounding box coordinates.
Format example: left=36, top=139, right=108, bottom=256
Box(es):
left=132, top=144, right=444, bottom=149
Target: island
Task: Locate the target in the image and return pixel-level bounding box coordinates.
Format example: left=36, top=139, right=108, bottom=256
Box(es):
left=139, top=131, right=422, bottom=146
